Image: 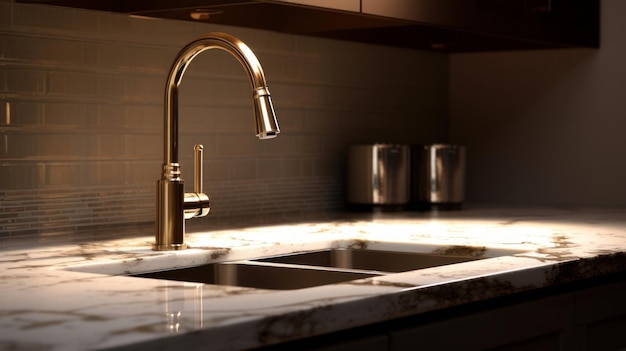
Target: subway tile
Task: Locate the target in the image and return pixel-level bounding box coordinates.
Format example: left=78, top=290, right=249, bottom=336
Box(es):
left=34, top=135, right=76, bottom=158
left=0, top=69, right=5, bottom=92
left=295, top=135, right=321, bottom=155
left=3, top=68, right=46, bottom=94
left=97, top=104, right=126, bottom=129
left=181, top=76, right=249, bottom=106
left=97, top=74, right=125, bottom=99
left=124, top=105, right=161, bottom=129
left=303, top=109, right=337, bottom=131
left=217, top=134, right=263, bottom=156
left=281, top=158, right=304, bottom=178
left=84, top=42, right=135, bottom=69
left=72, top=8, right=101, bottom=38
left=12, top=2, right=75, bottom=34
left=312, top=157, right=340, bottom=178
left=95, top=12, right=132, bottom=43
left=4, top=102, right=43, bottom=126
left=229, top=158, right=256, bottom=180
left=3, top=36, right=34, bottom=62
left=319, top=135, right=347, bottom=156
left=129, top=161, right=159, bottom=185
left=98, top=135, right=127, bottom=158
left=271, top=82, right=324, bottom=107
left=256, top=158, right=283, bottom=179
left=187, top=107, right=256, bottom=135
left=47, top=71, right=96, bottom=97
left=0, top=134, right=6, bottom=157
left=127, top=135, right=161, bottom=159
left=299, top=59, right=333, bottom=83
left=36, top=163, right=83, bottom=188
left=260, top=55, right=300, bottom=82
left=203, top=159, right=230, bottom=182
left=93, top=161, right=127, bottom=186
left=4, top=134, right=36, bottom=159
left=0, top=1, right=11, bottom=29
left=83, top=44, right=101, bottom=67
left=33, top=37, right=83, bottom=65
left=135, top=46, right=173, bottom=72
left=263, top=134, right=319, bottom=156
left=124, top=75, right=162, bottom=104
left=43, top=103, right=99, bottom=127
left=3, top=36, right=84, bottom=66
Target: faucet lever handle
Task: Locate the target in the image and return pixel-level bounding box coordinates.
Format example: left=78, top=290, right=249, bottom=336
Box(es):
left=194, top=144, right=203, bottom=193
left=183, top=144, right=210, bottom=219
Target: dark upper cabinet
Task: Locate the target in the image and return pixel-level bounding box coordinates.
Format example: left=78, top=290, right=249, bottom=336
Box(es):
left=358, top=0, right=599, bottom=51
left=267, top=0, right=361, bottom=12
left=17, top=0, right=599, bottom=52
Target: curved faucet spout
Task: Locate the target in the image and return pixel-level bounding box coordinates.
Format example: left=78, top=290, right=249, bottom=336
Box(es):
left=155, top=32, right=280, bottom=251
left=164, top=32, right=280, bottom=165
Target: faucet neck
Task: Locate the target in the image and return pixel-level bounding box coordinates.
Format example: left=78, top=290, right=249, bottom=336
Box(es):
left=163, top=32, right=270, bottom=165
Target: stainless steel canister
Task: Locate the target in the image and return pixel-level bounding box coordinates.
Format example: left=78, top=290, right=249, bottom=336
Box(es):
left=348, top=144, right=410, bottom=206
left=412, top=144, right=465, bottom=209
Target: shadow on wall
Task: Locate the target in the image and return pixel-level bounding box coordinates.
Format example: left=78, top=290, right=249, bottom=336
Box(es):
left=450, top=43, right=626, bottom=206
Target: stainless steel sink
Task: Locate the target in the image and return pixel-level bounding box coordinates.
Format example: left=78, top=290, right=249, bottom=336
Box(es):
left=132, top=248, right=490, bottom=290
left=255, top=248, right=483, bottom=272
left=64, top=245, right=523, bottom=291
left=133, top=261, right=378, bottom=290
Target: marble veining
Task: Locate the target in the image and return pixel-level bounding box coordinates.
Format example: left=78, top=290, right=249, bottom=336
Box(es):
left=1, top=207, right=625, bottom=350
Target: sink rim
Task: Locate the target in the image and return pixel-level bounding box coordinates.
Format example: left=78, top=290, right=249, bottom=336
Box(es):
left=61, top=240, right=527, bottom=276
left=60, top=241, right=530, bottom=290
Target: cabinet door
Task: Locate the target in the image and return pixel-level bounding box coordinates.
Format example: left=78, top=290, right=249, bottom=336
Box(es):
left=574, top=279, right=626, bottom=351
left=264, top=333, right=388, bottom=351
left=388, top=293, right=575, bottom=350
left=314, top=334, right=388, bottom=351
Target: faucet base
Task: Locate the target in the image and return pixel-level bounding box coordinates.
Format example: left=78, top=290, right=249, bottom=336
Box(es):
left=152, top=243, right=188, bottom=251
left=155, top=175, right=186, bottom=251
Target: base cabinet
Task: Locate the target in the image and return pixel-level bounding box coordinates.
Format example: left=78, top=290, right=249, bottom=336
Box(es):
left=311, top=334, right=388, bottom=351
left=260, top=274, right=626, bottom=351
left=387, top=278, right=626, bottom=351
left=260, top=332, right=389, bottom=351
left=388, top=293, right=575, bottom=351
left=573, top=279, right=626, bottom=351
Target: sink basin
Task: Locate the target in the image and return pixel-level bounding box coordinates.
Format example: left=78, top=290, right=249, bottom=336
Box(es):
left=255, top=248, right=482, bottom=273
left=131, top=247, right=493, bottom=290
left=133, top=261, right=378, bottom=290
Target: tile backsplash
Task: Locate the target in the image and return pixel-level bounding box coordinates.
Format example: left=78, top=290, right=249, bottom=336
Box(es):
left=0, top=0, right=448, bottom=246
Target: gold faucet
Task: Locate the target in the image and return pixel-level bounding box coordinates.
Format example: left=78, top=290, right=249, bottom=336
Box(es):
left=154, top=32, right=280, bottom=251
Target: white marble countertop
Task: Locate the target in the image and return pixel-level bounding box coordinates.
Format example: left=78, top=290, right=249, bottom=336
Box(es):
left=1, top=207, right=626, bottom=350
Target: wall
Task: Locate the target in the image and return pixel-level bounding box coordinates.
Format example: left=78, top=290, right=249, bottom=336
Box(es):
left=450, top=0, right=626, bottom=207
left=0, top=0, right=449, bottom=246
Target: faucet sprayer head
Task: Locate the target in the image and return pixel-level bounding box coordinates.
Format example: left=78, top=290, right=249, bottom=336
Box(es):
left=253, top=87, right=280, bottom=139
